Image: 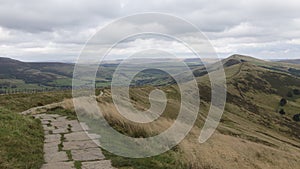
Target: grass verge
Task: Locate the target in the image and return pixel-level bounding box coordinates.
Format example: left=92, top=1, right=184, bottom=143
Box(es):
left=46, top=107, right=77, bottom=120
left=0, top=108, right=44, bottom=169
left=102, top=146, right=186, bottom=169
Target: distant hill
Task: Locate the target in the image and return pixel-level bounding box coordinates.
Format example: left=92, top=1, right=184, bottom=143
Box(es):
left=0, top=57, right=203, bottom=91
left=0, top=57, right=75, bottom=90
left=277, top=59, right=300, bottom=64
left=2, top=55, right=300, bottom=92
left=1, top=54, right=300, bottom=168
left=192, top=54, right=300, bottom=78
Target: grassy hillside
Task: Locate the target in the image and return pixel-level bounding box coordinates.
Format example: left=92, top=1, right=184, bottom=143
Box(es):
left=0, top=91, right=72, bottom=112
left=0, top=90, right=75, bottom=169
left=1, top=55, right=300, bottom=169
left=0, top=108, right=44, bottom=169
left=75, top=55, right=300, bottom=169
left=0, top=57, right=207, bottom=93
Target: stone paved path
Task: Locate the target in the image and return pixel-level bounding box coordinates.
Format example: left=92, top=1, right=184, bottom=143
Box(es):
left=33, top=113, right=115, bottom=169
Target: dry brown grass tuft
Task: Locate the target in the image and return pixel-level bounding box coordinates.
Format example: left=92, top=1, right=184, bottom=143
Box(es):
left=60, top=85, right=300, bottom=169
left=98, top=102, right=174, bottom=137
left=179, top=128, right=300, bottom=169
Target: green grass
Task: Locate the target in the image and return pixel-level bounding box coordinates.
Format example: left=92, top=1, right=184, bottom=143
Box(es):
left=46, top=107, right=77, bottom=120
left=58, top=133, right=65, bottom=151
left=1, top=56, right=300, bottom=169
left=0, top=108, right=44, bottom=169
left=74, top=161, right=82, bottom=169
left=66, top=150, right=72, bottom=161
left=47, top=78, right=72, bottom=87
left=0, top=79, right=48, bottom=90
left=0, top=90, right=72, bottom=112
left=0, top=91, right=74, bottom=169
left=102, top=146, right=186, bottom=169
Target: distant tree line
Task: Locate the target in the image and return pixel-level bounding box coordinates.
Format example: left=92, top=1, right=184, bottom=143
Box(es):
left=0, top=87, right=72, bottom=95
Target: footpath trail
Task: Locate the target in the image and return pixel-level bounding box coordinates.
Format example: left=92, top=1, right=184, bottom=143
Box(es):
left=33, top=113, right=115, bottom=169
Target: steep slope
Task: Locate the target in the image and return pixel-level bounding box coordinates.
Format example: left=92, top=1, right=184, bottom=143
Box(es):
left=196, top=55, right=300, bottom=140
left=2, top=55, right=300, bottom=169
left=92, top=55, right=300, bottom=168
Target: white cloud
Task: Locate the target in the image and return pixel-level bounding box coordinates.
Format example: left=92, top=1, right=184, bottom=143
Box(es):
left=0, top=0, right=300, bottom=61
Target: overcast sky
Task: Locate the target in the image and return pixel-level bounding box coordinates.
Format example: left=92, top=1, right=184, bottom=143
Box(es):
left=0, top=0, right=300, bottom=62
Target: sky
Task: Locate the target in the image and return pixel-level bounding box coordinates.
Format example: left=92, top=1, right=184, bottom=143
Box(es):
left=0, top=0, right=300, bottom=62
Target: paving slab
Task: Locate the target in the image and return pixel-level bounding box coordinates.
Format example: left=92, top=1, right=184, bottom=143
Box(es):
left=63, top=140, right=99, bottom=150
left=41, top=162, right=75, bottom=169
left=45, top=134, right=61, bottom=143
left=65, top=131, right=91, bottom=141
left=44, top=141, right=60, bottom=149
left=44, top=151, right=68, bottom=163
left=66, top=120, right=79, bottom=125
left=51, top=121, right=68, bottom=128
left=82, top=160, right=116, bottom=169
left=44, top=145, right=59, bottom=154
left=44, top=142, right=60, bottom=156
left=43, top=125, right=55, bottom=131
left=52, top=128, right=69, bottom=134
left=34, top=112, right=115, bottom=169
left=56, top=116, right=68, bottom=122
left=40, top=117, right=55, bottom=122
left=46, top=114, right=61, bottom=118
left=71, top=148, right=105, bottom=161
left=33, top=113, right=46, bottom=118
left=41, top=121, right=51, bottom=125
left=80, top=122, right=90, bottom=130
left=69, top=123, right=85, bottom=132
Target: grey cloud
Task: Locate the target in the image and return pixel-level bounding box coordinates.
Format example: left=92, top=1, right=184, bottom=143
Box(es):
left=0, top=0, right=300, bottom=61
left=0, top=0, right=121, bottom=32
